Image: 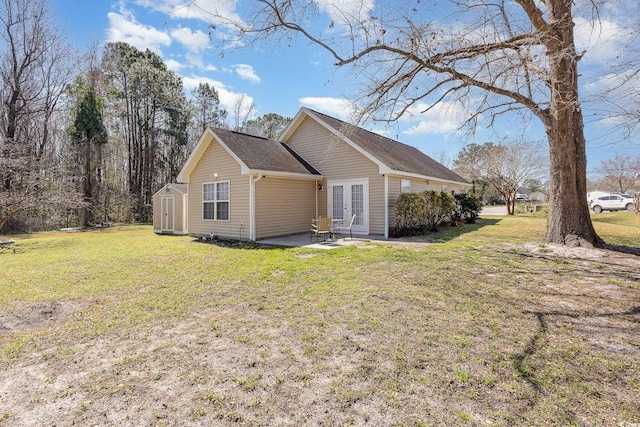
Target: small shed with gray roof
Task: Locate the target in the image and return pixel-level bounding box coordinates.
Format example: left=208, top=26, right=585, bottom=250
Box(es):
left=152, top=183, right=188, bottom=235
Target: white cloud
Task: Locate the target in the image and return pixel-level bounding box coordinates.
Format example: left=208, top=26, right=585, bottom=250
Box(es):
left=234, top=64, right=261, bottom=83
left=106, top=7, right=171, bottom=55
left=298, top=97, right=358, bottom=120
left=573, top=16, right=631, bottom=63
left=170, top=27, right=211, bottom=53
left=313, top=0, right=374, bottom=29
left=401, top=102, right=468, bottom=136
left=181, top=76, right=254, bottom=116
left=134, top=0, right=244, bottom=29
left=164, top=59, right=184, bottom=72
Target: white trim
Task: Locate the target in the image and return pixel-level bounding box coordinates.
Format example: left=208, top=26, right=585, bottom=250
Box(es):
left=202, top=180, right=231, bottom=222
left=291, top=108, right=390, bottom=174
left=161, top=195, right=175, bottom=232
left=249, top=174, right=263, bottom=241
left=327, top=178, right=369, bottom=235
left=386, top=171, right=471, bottom=187
left=152, top=183, right=188, bottom=198
left=384, top=175, right=389, bottom=239
left=247, top=169, right=323, bottom=180
left=178, top=128, right=250, bottom=183
left=178, top=127, right=322, bottom=183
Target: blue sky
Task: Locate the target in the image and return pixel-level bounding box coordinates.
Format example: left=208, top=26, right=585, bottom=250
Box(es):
left=51, top=0, right=639, bottom=173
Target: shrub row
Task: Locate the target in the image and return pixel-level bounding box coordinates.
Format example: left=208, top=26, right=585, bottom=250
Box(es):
left=392, top=191, right=482, bottom=237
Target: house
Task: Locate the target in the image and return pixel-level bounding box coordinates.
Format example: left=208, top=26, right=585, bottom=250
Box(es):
left=175, top=107, right=471, bottom=241
left=152, top=183, right=188, bottom=235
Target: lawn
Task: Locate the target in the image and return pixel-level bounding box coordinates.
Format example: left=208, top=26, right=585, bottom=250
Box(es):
left=1, top=214, right=639, bottom=426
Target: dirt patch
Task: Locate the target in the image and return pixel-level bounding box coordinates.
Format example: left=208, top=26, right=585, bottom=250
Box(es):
left=1, top=242, right=639, bottom=425
left=0, top=300, right=86, bottom=335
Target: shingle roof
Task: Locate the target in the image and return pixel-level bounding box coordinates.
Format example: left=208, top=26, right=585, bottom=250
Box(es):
left=307, top=109, right=470, bottom=184
left=166, top=183, right=188, bottom=194
left=213, top=128, right=321, bottom=175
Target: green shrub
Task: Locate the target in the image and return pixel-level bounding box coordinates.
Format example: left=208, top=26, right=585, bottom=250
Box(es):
left=394, top=192, right=427, bottom=236
left=453, top=192, right=483, bottom=224
left=422, top=191, right=455, bottom=231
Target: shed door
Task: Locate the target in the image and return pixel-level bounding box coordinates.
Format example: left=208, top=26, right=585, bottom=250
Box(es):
left=161, top=196, right=175, bottom=232
left=328, top=179, right=368, bottom=234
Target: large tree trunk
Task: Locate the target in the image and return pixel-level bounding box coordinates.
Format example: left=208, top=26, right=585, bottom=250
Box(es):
left=543, top=0, right=603, bottom=247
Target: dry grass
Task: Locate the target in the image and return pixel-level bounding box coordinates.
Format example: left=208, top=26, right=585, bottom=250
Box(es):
left=0, top=215, right=639, bottom=426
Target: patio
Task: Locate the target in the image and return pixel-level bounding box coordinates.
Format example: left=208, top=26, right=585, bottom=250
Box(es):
left=256, top=233, right=387, bottom=249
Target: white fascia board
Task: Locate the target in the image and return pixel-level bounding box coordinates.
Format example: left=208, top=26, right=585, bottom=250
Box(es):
left=301, top=108, right=389, bottom=172
left=177, top=128, right=215, bottom=183
left=386, top=171, right=471, bottom=187
left=248, top=169, right=324, bottom=180
left=278, top=108, right=309, bottom=143
left=177, top=127, right=252, bottom=181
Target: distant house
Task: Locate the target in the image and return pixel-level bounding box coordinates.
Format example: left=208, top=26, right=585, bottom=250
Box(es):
left=174, top=107, right=471, bottom=241
left=529, top=191, right=547, bottom=202
left=152, top=183, right=188, bottom=235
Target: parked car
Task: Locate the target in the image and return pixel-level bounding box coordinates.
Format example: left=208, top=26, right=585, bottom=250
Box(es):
left=590, top=195, right=635, bottom=213
left=587, top=191, right=611, bottom=204
left=515, top=193, right=529, bottom=202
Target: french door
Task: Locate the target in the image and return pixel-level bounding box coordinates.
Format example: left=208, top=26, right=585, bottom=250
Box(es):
left=328, top=179, right=368, bottom=234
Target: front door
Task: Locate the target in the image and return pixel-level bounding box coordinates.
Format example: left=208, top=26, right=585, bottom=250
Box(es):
left=161, top=196, right=174, bottom=232
left=328, top=179, right=369, bottom=234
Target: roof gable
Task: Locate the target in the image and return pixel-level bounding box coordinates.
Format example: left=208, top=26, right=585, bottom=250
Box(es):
left=281, top=108, right=469, bottom=185
left=177, top=128, right=321, bottom=183
left=152, top=183, right=188, bottom=198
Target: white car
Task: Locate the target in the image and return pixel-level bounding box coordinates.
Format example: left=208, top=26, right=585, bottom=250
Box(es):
left=590, top=195, right=635, bottom=213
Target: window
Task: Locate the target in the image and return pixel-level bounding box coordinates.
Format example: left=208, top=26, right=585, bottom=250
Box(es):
left=401, top=179, right=411, bottom=193
left=203, top=181, right=230, bottom=220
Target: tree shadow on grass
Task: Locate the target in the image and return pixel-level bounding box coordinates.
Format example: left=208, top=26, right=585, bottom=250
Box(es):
left=390, top=218, right=503, bottom=243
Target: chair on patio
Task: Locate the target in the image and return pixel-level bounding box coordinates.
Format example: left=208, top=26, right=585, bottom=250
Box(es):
left=334, top=214, right=356, bottom=240
left=310, top=217, right=332, bottom=242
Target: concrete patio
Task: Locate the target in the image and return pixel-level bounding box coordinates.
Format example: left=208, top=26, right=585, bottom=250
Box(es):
left=256, top=233, right=387, bottom=249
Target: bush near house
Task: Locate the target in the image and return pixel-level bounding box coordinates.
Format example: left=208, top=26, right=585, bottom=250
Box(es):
left=393, top=190, right=465, bottom=237
left=394, top=192, right=428, bottom=236
left=423, top=190, right=456, bottom=231
left=453, top=192, right=483, bottom=224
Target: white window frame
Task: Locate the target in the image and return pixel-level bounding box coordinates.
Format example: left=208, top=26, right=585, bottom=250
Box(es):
left=203, top=181, right=230, bottom=221
left=401, top=179, right=411, bottom=193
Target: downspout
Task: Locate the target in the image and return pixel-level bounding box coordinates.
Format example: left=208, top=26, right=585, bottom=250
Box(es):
left=315, top=180, right=319, bottom=219
left=250, top=174, right=264, bottom=241
left=384, top=174, right=389, bottom=239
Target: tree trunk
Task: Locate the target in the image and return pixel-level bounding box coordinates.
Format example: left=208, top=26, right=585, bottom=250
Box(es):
left=544, top=0, right=603, bottom=247
left=83, top=138, right=92, bottom=227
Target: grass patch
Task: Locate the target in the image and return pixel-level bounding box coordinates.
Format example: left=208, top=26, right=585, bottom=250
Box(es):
left=1, top=218, right=639, bottom=425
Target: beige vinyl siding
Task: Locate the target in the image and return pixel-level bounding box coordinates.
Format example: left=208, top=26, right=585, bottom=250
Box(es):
left=255, top=178, right=317, bottom=239
left=152, top=194, right=162, bottom=232
left=387, top=176, right=471, bottom=228
left=285, top=117, right=385, bottom=235
left=188, top=135, right=250, bottom=240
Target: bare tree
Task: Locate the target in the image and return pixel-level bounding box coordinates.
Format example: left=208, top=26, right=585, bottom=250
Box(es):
left=597, top=153, right=640, bottom=194
left=203, top=0, right=619, bottom=246
left=0, top=0, right=83, bottom=231
left=455, top=140, right=547, bottom=215
left=231, top=93, right=255, bottom=131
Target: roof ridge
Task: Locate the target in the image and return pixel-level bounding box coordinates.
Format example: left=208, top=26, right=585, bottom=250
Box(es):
left=305, top=108, right=421, bottom=152
left=211, top=126, right=272, bottom=141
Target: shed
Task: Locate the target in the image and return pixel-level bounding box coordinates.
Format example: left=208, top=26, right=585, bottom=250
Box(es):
left=152, top=183, right=188, bottom=235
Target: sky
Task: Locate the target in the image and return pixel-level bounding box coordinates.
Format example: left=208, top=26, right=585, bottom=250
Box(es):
left=50, top=0, right=639, bottom=175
